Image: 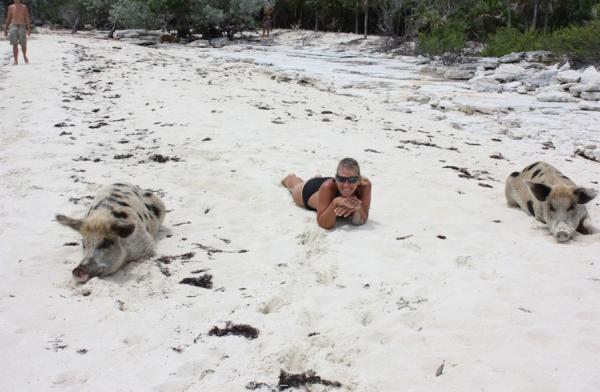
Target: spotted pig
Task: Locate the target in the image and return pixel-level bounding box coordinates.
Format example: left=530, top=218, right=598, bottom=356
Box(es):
left=505, top=162, right=597, bottom=242
left=56, top=183, right=166, bottom=282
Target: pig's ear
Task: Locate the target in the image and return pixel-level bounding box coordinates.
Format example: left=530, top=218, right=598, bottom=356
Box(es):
left=574, top=188, right=597, bottom=204
left=527, top=182, right=552, bottom=202
left=56, top=214, right=83, bottom=232
left=111, top=222, right=135, bottom=238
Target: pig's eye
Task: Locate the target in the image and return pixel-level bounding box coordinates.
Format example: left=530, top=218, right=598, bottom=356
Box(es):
left=549, top=206, right=556, bottom=212
left=567, top=205, right=575, bottom=211
left=98, top=238, right=114, bottom=249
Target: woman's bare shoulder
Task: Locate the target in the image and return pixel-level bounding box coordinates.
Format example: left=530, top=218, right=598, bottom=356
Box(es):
left=320, top=178, right=336, bottom=190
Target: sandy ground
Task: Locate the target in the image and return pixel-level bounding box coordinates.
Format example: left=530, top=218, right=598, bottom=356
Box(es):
left=1, top=30, right=599, bottom=392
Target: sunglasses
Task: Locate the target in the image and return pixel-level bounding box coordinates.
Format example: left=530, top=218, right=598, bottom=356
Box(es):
left=335, top=175, right=359, bottom=184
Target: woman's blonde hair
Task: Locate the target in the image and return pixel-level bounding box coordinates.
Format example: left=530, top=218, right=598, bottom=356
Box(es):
left=337, top=158, right=361, bottom=178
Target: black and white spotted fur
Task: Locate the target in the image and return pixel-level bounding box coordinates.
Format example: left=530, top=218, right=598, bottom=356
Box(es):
left=57, top=183, right=166, bottom=282
left=505, top=162, right=596, bottom=242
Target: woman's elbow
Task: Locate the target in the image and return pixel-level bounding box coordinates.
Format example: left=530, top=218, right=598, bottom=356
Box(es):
left=317, top=220, right=335, bottom=230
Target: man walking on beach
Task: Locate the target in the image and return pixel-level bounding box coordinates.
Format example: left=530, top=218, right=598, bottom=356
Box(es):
left=4, top=0, right=32, bottom=65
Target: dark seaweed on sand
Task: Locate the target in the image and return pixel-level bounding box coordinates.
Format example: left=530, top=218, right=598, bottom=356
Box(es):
left=208, top=322, right=259, bottom=340
left=278, top=370, right=342, bottom=390
left=179, top=274, right=213, bottom=289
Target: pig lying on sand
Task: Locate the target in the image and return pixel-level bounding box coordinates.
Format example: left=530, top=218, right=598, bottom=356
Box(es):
left=506, top=162, right=597, bottom=242
left=57, top=183, right=166, bottom=282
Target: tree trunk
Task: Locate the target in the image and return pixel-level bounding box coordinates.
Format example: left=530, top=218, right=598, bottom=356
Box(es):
left=363, top=0, right=368, bottom=38
left=71, top=15, right=79, bottom=34
left=108, top=21, right=117, bottom=39
left=355, top=0, right=359, bottom=34
left=531, top=0, right=538, bottom=31
left=507, top=8, right=511, bottom=28
left=543, top=10, right=548, bottom=33
left=314, top=12, right=318, bottom=31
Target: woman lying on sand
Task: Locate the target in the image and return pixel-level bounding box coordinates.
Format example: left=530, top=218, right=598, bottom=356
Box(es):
left=282, top=158, right=372, bottom=229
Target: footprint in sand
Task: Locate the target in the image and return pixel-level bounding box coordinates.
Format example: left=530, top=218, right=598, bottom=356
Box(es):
left=258, top=295, right=288, bottom=314
left=279, top=346, right=309, bottom=373
left=296, top=228, right=327, bottom=261
left=315, top=265, right=338, bottom=285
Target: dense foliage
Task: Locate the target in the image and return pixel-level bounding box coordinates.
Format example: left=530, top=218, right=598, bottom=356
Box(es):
left=484, top=20, right=600, bottom=60
left=2, top=0, right=599, bottom=59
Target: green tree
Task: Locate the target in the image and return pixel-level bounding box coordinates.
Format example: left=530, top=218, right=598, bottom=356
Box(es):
left=109, top=0, right=159, bottom=30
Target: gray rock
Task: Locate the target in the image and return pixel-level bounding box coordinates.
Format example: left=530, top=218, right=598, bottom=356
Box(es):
left=429, top=98, right=457, bottom=112
left=412, top=56, right=431, bottom=65
left=524, top=51, right=556, bottom=63
left=479, top=57, right=499, bottom=70
left=493, top=64, right=530, bottom=83
left=522, top=69, right=558, bottom=89
left=419, top=65, right=446, bottom=77
left=444, top=68, right=475, bottom=80
left=580, top=66, right=600, bottom=84
left=115, top=29, right=160, bottom=39
left=557, top=70, right=581, bottom=84
left=210, top=37, right=231, bottom=48
left=579, top=103, right=600, bottom=111
left=580, top=92, right=600, bottom=101
left=453, top=96, right=514, bottom=115
left=499, top=52, right=525, bottom=63
left=536, top=92, right=578, bottom=102
left=468, top=76, right=503, bottom=93
left=560, top=83, right=576, bottom=91
left=504, top=81, right=522, bottom=92
left=187, top=39, right=210, bottom=47
left=570, top=84, right=600, bottom=93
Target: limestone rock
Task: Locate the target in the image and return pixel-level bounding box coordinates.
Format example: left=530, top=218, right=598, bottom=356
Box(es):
left=580, top=66, right=600, bottom=85
left=499, top=52, right=525, bottom=63
left=493, top=64, right=530, bottom=83
left=187, top=39, right=210, bottom=47
left=557, top=70, right=581, bottom=84
left=524, top=51, right=556, bottom=63
left=444, top=68, right=475, bottom=80
left=536, top=92, right=578, bottom=102
left=522, top=69, right=558, bottom=89
left=468, top=76, right=503, bottom=93
left=210, top=38, right=231, bottom=48
left=579, top=103, right=600, bottom=111
left=580, top=92, right=600, bottom=101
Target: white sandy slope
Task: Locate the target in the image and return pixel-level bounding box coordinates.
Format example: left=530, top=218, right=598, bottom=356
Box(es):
left=1, top=31, right=599, bottom=392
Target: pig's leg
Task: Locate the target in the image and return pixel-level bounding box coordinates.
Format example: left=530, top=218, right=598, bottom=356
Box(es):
left=505, top=174, right=521, bottom=207
left=577, top=216, right=597, bottom=235
left=127, top=230, right=156, bottom=261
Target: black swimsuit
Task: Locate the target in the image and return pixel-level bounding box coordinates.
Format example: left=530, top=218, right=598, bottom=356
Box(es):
left=302, top=177, right=333, bottom=211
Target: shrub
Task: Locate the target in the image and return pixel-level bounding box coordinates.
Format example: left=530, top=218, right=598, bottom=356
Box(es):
left=483, top=21, right=600, bottom=61
left=417, top=21, right=467, bottom=57
left=549, top=20, right=600, bottom=60
left=482, top=27, right=546, bottom=56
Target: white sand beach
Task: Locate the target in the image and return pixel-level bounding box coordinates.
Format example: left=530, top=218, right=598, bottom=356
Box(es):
left=1, top=30, right=599, bottom=391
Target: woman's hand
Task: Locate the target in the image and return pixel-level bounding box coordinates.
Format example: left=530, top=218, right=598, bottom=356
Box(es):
left=334, top=196, right=361, bottom=217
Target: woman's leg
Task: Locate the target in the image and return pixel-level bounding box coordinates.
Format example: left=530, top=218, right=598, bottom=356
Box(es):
left=281, top=173, right=306, bottom=208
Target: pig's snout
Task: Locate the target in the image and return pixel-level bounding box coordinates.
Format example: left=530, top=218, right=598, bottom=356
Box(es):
left=554, top=222, right=574, bottom=243
left=556, top=231, right=571, bottom=243
left=72, top=266, right=90, bottom=283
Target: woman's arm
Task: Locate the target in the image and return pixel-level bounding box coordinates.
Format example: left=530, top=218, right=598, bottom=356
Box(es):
left=352, top=179, right=372, bottom=225
left=316, top=180, right=343, bottom=230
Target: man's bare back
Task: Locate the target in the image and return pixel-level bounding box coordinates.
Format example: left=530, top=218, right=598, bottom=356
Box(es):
left=8, top=3, right=31, bottom=25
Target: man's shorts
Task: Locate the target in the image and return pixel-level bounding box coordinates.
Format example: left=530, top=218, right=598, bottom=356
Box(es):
left=8, top=25, right=27, bottom=46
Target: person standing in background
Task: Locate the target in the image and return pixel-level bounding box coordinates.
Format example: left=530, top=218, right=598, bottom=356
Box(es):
left=4, top=0, right=32, bottom=65
left=262, top=4, right=273, bottom=37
